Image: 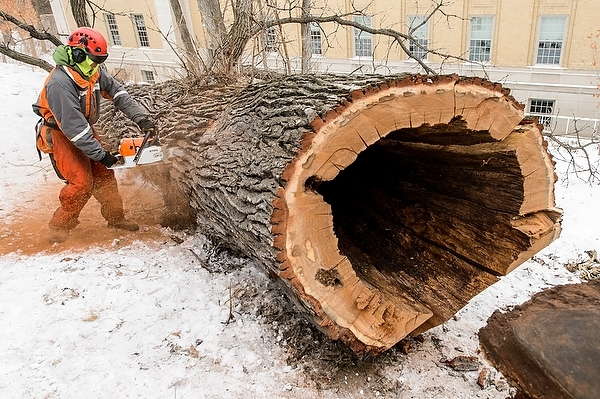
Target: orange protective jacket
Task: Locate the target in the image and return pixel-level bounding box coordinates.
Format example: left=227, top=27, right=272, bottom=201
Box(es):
left=33, top=48, right=147, bottom=161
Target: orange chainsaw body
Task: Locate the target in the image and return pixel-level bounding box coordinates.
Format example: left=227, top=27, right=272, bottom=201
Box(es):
left=111, top=136, right=163, bottom=169
left=119, top=137, right=146, bottom=157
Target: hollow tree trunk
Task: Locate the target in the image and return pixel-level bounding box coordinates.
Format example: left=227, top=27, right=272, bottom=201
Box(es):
left=97, top=74, right=562, bottom=354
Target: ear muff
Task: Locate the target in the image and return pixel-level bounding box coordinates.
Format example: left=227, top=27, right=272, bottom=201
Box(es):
left=72, top=47, right=87, bottom=64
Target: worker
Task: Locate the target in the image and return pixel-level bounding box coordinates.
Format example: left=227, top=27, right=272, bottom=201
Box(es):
left=33, top=27, right=155, bottom=243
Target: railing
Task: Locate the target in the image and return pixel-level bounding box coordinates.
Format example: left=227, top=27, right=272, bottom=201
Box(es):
left=524, top=113, right=599, bottom=138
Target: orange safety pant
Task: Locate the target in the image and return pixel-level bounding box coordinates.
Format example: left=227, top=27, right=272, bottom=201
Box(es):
left=48, top=128, right=125, bottom=230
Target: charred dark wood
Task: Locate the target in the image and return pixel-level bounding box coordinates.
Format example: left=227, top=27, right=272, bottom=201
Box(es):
left=97, top=74, right=562, bottom=353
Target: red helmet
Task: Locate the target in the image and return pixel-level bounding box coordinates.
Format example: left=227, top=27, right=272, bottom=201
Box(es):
left=67, top=27, right=109, bottom=64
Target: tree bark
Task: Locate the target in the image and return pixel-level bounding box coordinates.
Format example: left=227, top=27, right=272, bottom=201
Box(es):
left=169, top=0, right=196, bottom=56
left=195, top=0, right=227, bottom=58
left=0, top=43, right=52, bottom=71
left=300, top=0, right=312, bottom=73
left=168, top=0, right=204, bottom=76
left=97, top=74, right=562, bottom=354
left=224, top=0, right=253, bottom=73
left=69, top=0, right=89, bottom=27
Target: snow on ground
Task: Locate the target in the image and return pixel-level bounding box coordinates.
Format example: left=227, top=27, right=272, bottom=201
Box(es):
left=0, top=61, right=598, bottom=399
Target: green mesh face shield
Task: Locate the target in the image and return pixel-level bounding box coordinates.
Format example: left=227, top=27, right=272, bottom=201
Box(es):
left=76, top=56, right=100, bottom=78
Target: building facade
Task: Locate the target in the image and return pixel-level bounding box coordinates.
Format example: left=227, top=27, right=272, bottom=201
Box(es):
left=48, top=0, right=600, bottom=137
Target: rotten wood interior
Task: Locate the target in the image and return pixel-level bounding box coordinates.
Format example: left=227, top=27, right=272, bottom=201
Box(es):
left=276, top=76, right=562, bottom=351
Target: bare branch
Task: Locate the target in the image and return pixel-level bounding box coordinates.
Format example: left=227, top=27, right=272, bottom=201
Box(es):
left=0, top=44, right=53, bottom=71
left=0, top=10, right=62, bottom=46
left=543, top=130, right=600, bottom=184
left=300, top=0, right=311, bottom=73
left=262, top=14, right=478, bottom=75
left=408, top=1, right=445, bottom=35
left=84, top=1, right=131, bottom=18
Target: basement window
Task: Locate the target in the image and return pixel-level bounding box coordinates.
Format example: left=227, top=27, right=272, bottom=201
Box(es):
left=529, top=99, right=555, bottom=129
left=141, top=70, right=155, bottom=84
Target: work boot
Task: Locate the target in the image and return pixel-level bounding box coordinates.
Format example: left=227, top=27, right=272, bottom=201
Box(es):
left=48, top=227, right=70, bottom=243
left=108, top=219, right=139, bottom=231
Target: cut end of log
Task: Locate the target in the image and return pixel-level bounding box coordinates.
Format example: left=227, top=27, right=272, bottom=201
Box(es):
left=273, top=75, right=562, bottom=353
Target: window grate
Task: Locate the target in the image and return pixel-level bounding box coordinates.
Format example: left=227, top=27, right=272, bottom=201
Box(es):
left=105, top=13, right=121, bottom=46
left=536, top=16, right=565, bottom=65
left=408, top=16, right=429, bottom=60
left=354, top=16, right=372, bottom=57
left=310, top=23, right=322, bottom=55
left=133, top=14, right=150, bottom=47
left=529, top=99, right=555, bottom=128
left=469, top=16, right=493, bottom=62
left=141, top=70, right=155, bottom=84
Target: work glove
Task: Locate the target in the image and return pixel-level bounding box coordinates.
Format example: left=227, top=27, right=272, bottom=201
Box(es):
left=99, top=151, right=120, bottom=168
left=137, top=116, right=156, bottom=135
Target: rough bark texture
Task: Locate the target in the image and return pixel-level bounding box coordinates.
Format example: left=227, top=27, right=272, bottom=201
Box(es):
left=169, top=0, right=199, bottom=66
left=97, top=73, right=562, bottom=354
left=69, top=0, right=89, bottom=27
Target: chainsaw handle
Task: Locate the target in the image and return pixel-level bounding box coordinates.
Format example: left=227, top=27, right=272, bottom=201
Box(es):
left=132, top=127, right=159, bottom=164
left=108, top=154, right=126, bottom=169
left=142, top=126, right=158, bottom=140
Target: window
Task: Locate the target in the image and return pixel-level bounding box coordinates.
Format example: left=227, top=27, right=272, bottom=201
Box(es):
left=141, top=70, right=155, bottom=84
left=408, top=16, right=429, bottom=60
left=529, top=99, right=555, bottom=128
left=264, top=25, right=277, bottom=52
left=469, top=16, right=493, bottom=62
left=132, top=14, right=150, bottom=47
left=354, top=16, right=372, bottom=57
left=104, top=13, right=121, bottom=45
left=310, top=23, right=322, bottom=55
left=536, top=16, right=566, bottom=65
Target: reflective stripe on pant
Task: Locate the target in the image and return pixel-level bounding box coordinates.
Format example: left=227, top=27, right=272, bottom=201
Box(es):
left=48, top=128, right=125, bottom=229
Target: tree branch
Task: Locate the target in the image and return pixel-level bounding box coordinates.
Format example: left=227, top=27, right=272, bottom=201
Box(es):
left=0, top=44, right=53, bottom=71
left=543, top=131, right=600, bottom=183
left=262, top=15, right=479, bottom=75
left=0, top=10, right=63, bottom=46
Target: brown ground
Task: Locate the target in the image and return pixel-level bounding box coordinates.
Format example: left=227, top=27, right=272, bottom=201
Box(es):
left=0, top=169, right=168, bottom=256
left=1, top=168, right=509, bottom=397
left=0, top=169, right=421, bottom=396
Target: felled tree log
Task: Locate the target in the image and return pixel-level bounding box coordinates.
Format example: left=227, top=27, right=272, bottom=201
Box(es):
left=97, top=74, right=562, bottom=354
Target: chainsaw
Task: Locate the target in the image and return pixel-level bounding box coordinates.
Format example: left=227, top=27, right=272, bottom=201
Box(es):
left=110, top=127, right=163, bottom=169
